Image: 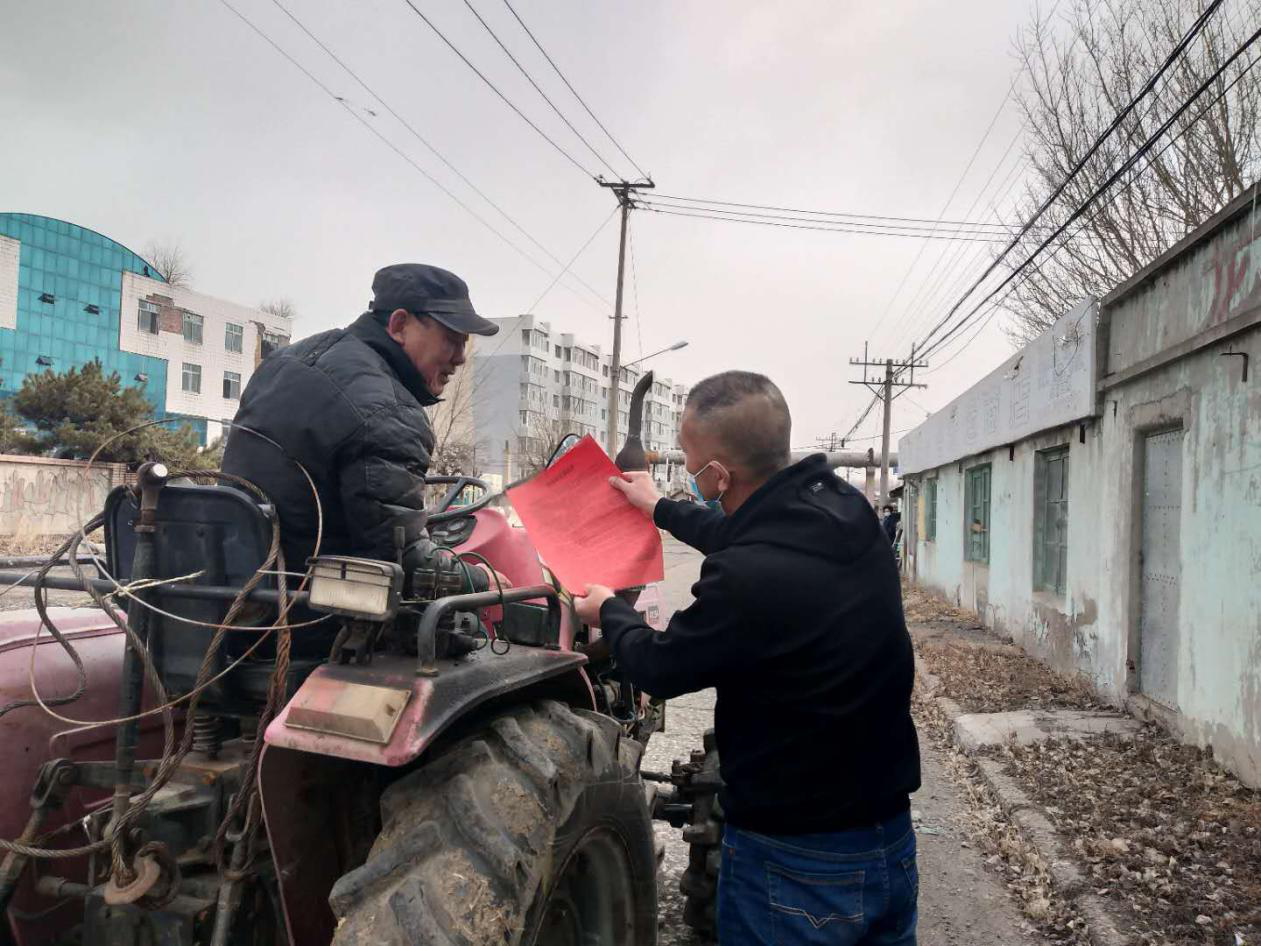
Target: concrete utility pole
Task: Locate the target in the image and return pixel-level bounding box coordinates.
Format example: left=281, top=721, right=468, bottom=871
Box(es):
left=848, top=344, right=927, bottom=507
left=600, top=179, right=654, bottom=455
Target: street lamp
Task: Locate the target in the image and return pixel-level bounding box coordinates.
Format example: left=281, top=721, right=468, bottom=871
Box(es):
left=622, top=340, right=688, bottom=369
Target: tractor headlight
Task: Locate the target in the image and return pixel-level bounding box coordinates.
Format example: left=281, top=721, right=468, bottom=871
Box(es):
left=307, top=557, right=403, bottom=621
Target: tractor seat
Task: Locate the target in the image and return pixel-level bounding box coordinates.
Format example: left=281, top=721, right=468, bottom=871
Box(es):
left=104, top=482, right=333, bottom=713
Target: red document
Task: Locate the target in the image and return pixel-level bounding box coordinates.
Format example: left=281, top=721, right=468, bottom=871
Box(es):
left=507, top=435, right=664, bottom=592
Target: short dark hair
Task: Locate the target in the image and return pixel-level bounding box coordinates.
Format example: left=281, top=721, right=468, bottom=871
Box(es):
left=685, top=371, right=792, bottom=479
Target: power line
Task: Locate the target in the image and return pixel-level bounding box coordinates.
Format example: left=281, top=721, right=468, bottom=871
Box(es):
left=499, top=0, right=649, bottom=181
left=639, top=206, right=1011, bottom=242
left=460, top=0, right=621, bottom=178
left=527, top=205, right=619, bottom=311
left=917, top=18, right=1259, bottom=364
left=219, top=0, right=606, bottom=308
left=639, top=199, right=1022, bottom=235
left=264, top=0, right=612, bottom=312
left=861, top=59, right=1025, bottom=345
left=474, top=206, right=623, bottom=374
left=904, top=0, right=1251, bottom=359
left=648, top=193, right=1017, bottom=230
left=397, top=0, right=598, bottom=179
left=629, top=217, right=644, bottom=360
left=906, top=37, right=1261, bottom=377
left=912, top=0, right=1228, bottom=359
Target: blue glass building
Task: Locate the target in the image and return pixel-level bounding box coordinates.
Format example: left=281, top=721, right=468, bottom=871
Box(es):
left=0, top=214, right=204, bottom=439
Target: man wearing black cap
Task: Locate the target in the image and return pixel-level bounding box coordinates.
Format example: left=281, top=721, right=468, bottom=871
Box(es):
left=222, top=263, right=500, bottom=588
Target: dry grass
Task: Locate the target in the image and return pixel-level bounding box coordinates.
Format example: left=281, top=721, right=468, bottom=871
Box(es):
left=999, top=734, right=1261, bottom=946
left=906, top=584, right=1103, bottom=714
left=907, top=586, right=1261, bottom=946
left=914, top=689, right=1092, bottom=944
left=918, top=638, right=1105, bottom=714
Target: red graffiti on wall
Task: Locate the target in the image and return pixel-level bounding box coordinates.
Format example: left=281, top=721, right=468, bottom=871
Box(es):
left=1200, top=227, right=1261, bottom=328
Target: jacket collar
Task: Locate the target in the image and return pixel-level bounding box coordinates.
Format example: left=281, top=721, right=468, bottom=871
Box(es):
left=347, top=311, right=441, bottom=407
left=726, top=453, right=830, bottom=532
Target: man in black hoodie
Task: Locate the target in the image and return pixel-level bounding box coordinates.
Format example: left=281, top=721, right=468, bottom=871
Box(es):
left=575, top=371, right=921, bottom=945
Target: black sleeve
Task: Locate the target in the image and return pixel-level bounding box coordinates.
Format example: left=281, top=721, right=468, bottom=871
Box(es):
left=336, top=407, right=487, bottom=591
left=598, top=556, right=753, bottom=699
left=653, top=498, right=728, bottom=555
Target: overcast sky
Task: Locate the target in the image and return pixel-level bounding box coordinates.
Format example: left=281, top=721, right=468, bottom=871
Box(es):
left=1, top=0, right=1045, bottom=450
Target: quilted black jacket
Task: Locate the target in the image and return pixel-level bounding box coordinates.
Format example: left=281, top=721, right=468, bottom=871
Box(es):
left=222, top=312, right=448, bottom=577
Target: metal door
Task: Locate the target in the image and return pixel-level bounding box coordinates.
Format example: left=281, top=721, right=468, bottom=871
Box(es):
left=1138, top=428, right=1184, bottom=708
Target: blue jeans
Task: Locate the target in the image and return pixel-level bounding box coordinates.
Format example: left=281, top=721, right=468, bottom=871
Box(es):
left=718, top=811, right=918, bottom=945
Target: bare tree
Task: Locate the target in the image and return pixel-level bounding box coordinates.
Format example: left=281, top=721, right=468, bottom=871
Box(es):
left=514, top=415, right=572, bottom=478
left=259, top=298, right=297, bottom=320
left=1003, top=0, right=1260, bottom=344
left=428, top=360, right=483, bottom=478
left=143, top=240, right=193, bottom=289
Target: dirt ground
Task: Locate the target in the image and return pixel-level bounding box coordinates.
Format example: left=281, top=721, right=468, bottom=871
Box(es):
left=909, top=586, right=1261, bottom=946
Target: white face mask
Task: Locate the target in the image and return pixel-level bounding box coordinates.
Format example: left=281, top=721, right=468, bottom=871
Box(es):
left=687, top=459, right=728, bottom=510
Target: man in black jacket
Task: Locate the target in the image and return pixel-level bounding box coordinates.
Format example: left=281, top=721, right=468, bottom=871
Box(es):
left=575, top=371, right=921, bottom=945
left=222, top=263, right=500, bottom=590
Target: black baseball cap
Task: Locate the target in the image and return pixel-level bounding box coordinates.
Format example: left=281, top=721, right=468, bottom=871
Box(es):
left=369, top=263, right=499, bottom=337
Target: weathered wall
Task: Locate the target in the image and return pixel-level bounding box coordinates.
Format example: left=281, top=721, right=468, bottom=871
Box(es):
left=1094, top=197, right=1261, bottom=787
left=0, top=455, right=124, bottom=538
left=909, top=190, right=1261, bottom=788
left=908, top=422, right=1110, bottom=691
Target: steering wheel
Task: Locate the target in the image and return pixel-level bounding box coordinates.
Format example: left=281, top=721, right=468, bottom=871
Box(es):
left=426, top=475, right=495, bottom=525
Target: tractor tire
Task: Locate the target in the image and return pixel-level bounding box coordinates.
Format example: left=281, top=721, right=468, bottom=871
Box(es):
left=328, top=700, right=657, bottom=946
left=678, top=729, right=722, bottom=941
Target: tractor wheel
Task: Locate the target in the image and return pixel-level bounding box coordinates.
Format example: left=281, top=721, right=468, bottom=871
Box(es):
left=678, top=729, right=723, bottom=940
left=328, top=700, right=657, bottom=946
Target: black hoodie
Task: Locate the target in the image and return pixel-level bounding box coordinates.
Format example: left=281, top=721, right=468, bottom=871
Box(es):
left=599, top=454, right=920, bottom=835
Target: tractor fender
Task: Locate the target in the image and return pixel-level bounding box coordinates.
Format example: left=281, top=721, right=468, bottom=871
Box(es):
left=263, top=647, right=593, bottom=766
left=260, top=648, right=595, bottom=945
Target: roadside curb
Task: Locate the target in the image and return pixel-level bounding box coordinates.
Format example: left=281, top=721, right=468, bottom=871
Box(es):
left=913, top=656, right=1131, bottom=946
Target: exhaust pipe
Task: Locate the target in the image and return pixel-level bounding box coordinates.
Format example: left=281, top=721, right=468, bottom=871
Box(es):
left=614, top=370, right=654, bottom=472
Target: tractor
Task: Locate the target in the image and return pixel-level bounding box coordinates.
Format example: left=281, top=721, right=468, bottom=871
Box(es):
left=0, top=373, right=725, bottom=946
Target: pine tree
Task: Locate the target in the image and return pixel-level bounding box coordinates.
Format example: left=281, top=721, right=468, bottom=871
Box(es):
left=13, top=360, right=216, bottom=469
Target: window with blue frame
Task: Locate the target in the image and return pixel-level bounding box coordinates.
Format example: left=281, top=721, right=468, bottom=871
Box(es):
left=964, top=464, right=991, bottom=563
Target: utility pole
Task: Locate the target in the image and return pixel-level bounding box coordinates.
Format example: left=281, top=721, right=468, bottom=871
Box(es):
left=848, top=343, right=927, bottom=507
left=599, top=178, right=654, bottom=455
left=815, top=432, right=844, bottom=452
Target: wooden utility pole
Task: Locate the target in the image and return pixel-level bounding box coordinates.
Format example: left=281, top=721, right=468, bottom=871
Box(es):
left=848, top=344, right=927, bottom=507
left=599, top=179, right=654, bottom=455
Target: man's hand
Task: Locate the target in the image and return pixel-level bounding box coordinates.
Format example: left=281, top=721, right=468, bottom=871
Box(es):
left=573, top=584, right=616, bottom=627
left=609, top=471, right=662, bottom=518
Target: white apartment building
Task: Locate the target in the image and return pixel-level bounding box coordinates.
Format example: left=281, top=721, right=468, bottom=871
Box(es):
left=120, top=272, right=292, bottom=444
left=472, top=315, right=688, bottom=486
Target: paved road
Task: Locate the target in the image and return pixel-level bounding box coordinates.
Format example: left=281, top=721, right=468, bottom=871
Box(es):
left=645, top=537, right=1043, bottom=945
left=0, top=565, right=93, bottom=612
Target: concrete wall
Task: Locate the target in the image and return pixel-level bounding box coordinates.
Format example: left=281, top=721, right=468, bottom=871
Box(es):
left=909, top=423, right=1107, bottom=684
left=908, top=188, right=1261, bottom=788
left=0, top=454, right=125, bottom=538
